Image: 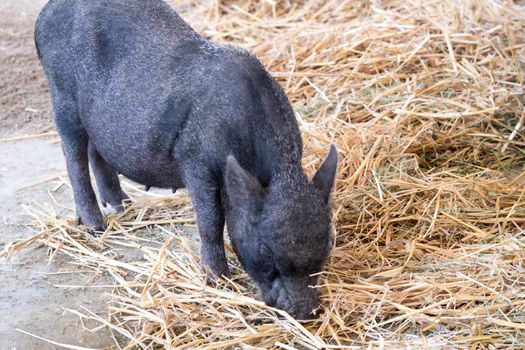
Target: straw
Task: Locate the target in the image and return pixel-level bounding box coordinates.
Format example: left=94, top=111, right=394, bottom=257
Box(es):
left=3, top=0, right=525, bottom=348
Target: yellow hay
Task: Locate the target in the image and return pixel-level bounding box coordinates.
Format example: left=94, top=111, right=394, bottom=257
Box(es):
left=3, top=0, right=525, bottom=348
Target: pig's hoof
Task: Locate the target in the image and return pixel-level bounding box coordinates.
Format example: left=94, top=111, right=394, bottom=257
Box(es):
left=89, top=227, right=106, bottom=236
left=201, top=264, right=232, bottom=284
left=114, top=204, right=125, bottom=213
left=101, top=191, right=130, bottom=214
left=100, top=190, right=130, bottom=211
left=76, top=216, right=107, bottom=236
left=102, top=202, right=125, bottom=215
left=87, top=224, right=107, bottom=236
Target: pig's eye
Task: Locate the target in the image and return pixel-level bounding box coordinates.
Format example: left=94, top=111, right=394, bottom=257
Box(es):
left=267, top=268, right=279, bottom=282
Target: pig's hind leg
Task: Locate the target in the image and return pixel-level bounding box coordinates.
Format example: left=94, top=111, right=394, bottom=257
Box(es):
left=52, top=93, right=106, bottom=232
left=88, top=142, right=129, bottom=212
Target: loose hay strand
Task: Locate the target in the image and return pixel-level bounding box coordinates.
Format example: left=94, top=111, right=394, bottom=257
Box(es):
left=2, top=0, right=525, bottom=348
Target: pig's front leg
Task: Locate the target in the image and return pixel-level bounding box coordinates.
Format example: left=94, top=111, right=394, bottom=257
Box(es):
left=88, top=142, right=129, bottom=212
left=185, top=171, right=231, bottom=279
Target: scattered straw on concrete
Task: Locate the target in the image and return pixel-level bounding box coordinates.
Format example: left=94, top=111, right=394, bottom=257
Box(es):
left=2, top=0, right=525, bottom=348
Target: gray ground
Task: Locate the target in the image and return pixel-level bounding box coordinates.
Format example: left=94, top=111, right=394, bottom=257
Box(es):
left=0, top=139, right=115, bottom=349
left=0, top=1, right=195, bottom=348
left=0, top=0, right=119, bottom=348
left=0, top=0, right=52, bottom=136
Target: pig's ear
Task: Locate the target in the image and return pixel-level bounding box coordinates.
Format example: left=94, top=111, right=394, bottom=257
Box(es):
left=313, top=144, right=338, bottom=202
left=225, top=155, right=264, bottom=212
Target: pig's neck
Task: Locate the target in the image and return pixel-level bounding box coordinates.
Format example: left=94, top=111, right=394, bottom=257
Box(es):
left=246, top=140, right=304, bottom=188
left=269, top=163, right=311, bottom=192
left=251, top=77, right=305, bottom=187
left=251, top=130, right=305, bottom=188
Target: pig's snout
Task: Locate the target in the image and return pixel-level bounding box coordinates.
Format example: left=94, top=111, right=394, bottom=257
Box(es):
left=263, top=276, right=320, bottom=320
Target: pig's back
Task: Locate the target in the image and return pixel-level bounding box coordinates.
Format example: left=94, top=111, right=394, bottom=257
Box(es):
left=170, top=45, right=304, bottom=184
left=35, top=0, right=202, bottom=87
left=36, top=0, right=303, bottom=189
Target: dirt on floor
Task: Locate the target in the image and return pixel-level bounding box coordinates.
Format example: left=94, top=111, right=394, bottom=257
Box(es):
left=0, top=139, right=118, bottom=349
left=0, top=1, right=119, bottom=348
left=0, top=0, right=53, bottom=136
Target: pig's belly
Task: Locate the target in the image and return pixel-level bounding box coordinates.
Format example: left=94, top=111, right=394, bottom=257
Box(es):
left=89, top=132, right=185, bottom=190
left=86, top=84, right=190, bottom=189
left=115, top=159, right=185, bottom=190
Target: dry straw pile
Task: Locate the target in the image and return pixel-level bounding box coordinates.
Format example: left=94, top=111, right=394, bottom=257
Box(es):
left=3, top=0, right=525, bottom=348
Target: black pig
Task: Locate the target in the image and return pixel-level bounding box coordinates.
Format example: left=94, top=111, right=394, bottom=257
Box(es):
left=35, top=0, right=338, bottom=319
